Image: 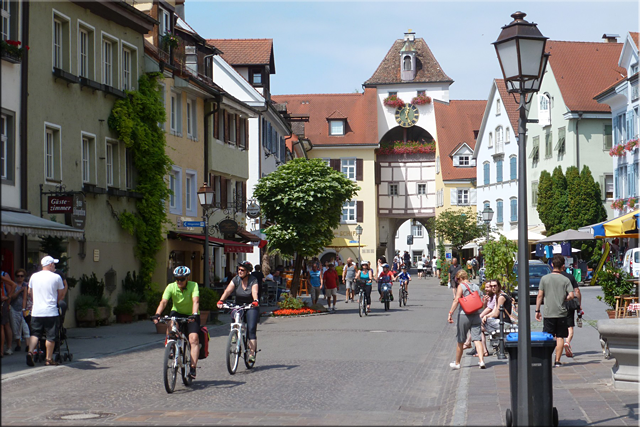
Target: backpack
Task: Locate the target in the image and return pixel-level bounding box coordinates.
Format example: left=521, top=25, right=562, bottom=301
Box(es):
left=198, top=326, right=210, bottom=359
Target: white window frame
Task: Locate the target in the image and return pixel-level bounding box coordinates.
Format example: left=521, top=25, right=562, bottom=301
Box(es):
left=159, top=7, right=170, bottom=36
left=169, top=166, right=182, bottom=215
left=495, top=126, right=504, bottom=153
left=1, top=0, right=10, bottom=41
left=0, top=113, right=7, bottom=180
left=342, top=200, right=356, bottom=223
left=488, top=132, right=493, bottom=148
left=79, top=28, right=89, bottom=78
left=496, top=99, right=501, bottom=116
left=53, top=18, right=63, bottom=69
left=185, top=170, right=197, bottom=216
left=341, top=158, right=356, bottom=180
left=102, top=38, right=113, bottom=86
left=77, top=20, right=95, bottom=80
left=105, top=139, right=119, bottom=188
left=457, top=155, right=470, bottom=166
left=81, top=132, right=96, bottom=184
left=389, top=183, right=398, bottom=196
left=44, top=123, right=62, bottom=183
left=186, top=98, right=193, bottom=137
left=417, top=183, right=426, bottom=195
left=229, top=112, right=236, bottom=143
left=505, top=127, right=510, bottom=144
left=122, top=47, right=131, bottom=91
left=329, top=120, right=345, bottom=136
left=170, top=91, right=182, bottom=135
left=457, top=189, right=469, bottom=206
left=412, top=224, right=423, bottom=238
left=604, top=173, right=614, bottom=200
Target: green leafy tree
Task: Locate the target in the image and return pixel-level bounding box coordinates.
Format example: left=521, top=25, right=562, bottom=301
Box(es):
left=565, top=166, right=581, bottom=229
left=253, top=158, right=359, bottom=297
left=434, top=207, right=485, bottom=257
left=483, top=235, right=518, bottom=293
left=548, top=166, right=568, bottom=235
left=536, top=170, right=553, bottom=231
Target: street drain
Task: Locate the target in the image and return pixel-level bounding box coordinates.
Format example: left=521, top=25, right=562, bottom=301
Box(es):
left=52, top=412, right=114, bottom=420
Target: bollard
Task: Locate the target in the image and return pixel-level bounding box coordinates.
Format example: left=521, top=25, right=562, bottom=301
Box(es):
left=497, top=304, right=507, bottom=359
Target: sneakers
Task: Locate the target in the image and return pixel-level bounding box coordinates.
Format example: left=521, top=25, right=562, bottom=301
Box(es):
left=345, top=300, right=349, bottom=304
left=5, top=349, right=13, bottom=356
left=189, top=367, right=197, bottom=379
left=449, top=362, right=461, bottom=370
left=248, top=353, right=256, bottom=363
left=554, top=361, right=562, bottom=368
left=332, top=306, right=337, bottom=312
left=479, top=361, right=486, bottom=369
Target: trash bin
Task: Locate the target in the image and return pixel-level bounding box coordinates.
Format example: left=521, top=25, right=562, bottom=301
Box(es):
left=504, top=331, right=558, bottom=427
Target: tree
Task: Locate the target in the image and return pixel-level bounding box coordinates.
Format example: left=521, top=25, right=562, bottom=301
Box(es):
left=253, top=158, right=359, bottom=297
left=548, top=166, right=568, bottom=235
left=483, top=235, right=517, bottom=293
left=536, top=170, right=553, bottom=231
left=565, top=166, right=581, bottom=230
left=434, top=207, right=486, bottom=257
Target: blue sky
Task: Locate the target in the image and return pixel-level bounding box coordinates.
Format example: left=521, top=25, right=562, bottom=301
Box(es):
left=185, top=1, right=639, bottom=100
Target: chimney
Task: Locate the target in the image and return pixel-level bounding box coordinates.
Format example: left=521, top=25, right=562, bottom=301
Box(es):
left=404, top=29, right=415, bottom=42
left=175, top=0, right=185, bottom=21
left=602, top=33, right=620, bottom=43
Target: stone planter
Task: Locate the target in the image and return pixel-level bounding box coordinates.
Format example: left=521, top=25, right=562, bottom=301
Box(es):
left=200, top=310, right=210, bottom=325
left=597, top=318, right=640, bottom=390
left=133, top=302, right=148, bottom=320
left=76, top=309, right=96, bottom=326
left=96, top=307, right=110, bottom=323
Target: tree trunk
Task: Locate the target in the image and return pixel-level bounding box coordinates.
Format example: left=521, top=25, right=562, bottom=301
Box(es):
left=261, top=250, right=271, bottom=276
left=290, top=255, right=304, bottom=298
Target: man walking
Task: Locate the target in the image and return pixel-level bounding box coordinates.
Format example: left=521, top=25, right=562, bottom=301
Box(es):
left=342, top=258, right=357, bottom=303
left=309, top=263, right=323, bottom=306
left=323, top=263, right=339, bottom=311
left=403, top=251, right=411, bottom=270
left=535, top=254, right=575, bottom=367
left=449, top=258, right=461, bottom=297
left=432, top=256, right=439, bottom=279
left=26, top=256, right=65, bottom=366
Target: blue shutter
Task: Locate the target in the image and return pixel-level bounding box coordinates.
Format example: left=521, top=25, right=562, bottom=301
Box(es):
left=510, top=199, right=517, bottom=222
left=614, top=169, right=619, bottom=198
left=510, top=157, right=517, bottom=180
left=496, top=160, right=503, bottom=183
left=484, top=163, right=490, bottom=185
left=497, top=201, right=503, bottom=223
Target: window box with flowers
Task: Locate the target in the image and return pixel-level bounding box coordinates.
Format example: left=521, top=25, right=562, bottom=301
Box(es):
left=411, top=94, right=432, bottom=105
left=627, top=197, right=638, bottom=209
left=376, top=140, right=436, bottom=156
left=609, top=144, right=626, bottom=157
left=1, top=39, right=29, bottom=63
left=624, top=138, right=639, bottom=152
left=611, top=199, right=626, bottom=210
left=161, top=33, right=179, bottom=51
left=383, top=95, right=405, bottom=108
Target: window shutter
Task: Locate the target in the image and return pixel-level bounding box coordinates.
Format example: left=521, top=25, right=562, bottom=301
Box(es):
left=356, top=201, right=364, bottom=222
left=450, top=188, right=458, bottom=205
left=375, top=162, right=381, bottom=184
left=209, top=173, right=215, bottom=187
left=221, top=176, right=227, bottom=209
left=330, top=159, right=340, bottom=171
left=599, top=175, right=605, bottom=201
left=242, top=182, right=247, bottom=212
left=356, top=158, right=363, bottom=181
left=453, top=156, right=459, bottom=167
left=244, top=119, right=249, bottom=150
left=235, top=114, right=241, bottom=145
left=223, top=110, right=229, bottom=143
left=213, top=110, right=219, bottom=139
left=470, top=188, right=477, bottom=205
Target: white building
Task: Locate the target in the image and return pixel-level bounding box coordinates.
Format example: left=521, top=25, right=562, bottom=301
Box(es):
left=393, top=219, right=431, bottom=264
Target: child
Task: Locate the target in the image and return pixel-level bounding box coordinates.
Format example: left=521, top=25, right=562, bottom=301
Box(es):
left=396, top=265, right=412, bottom=295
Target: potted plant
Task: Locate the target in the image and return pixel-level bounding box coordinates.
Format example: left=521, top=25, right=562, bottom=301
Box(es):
left=198, top=287, right=220, bottom=324
left=596, top=264, right=634, bottom=318
left=0, top=39, right=29, bottom=62
left=75, top=294, right=98, bottom=325
left=411, top=94, right=432, bottom=105
left=113, top=300, right=135, bottom=323
left=122, top=271, right=149, bottom=319
left=383, top=95, right=405, bottom=108
left=161, top=33, right=179, bottom=51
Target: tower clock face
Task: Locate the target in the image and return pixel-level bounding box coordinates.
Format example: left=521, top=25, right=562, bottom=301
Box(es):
left=395, top=103, right=420, bottom=128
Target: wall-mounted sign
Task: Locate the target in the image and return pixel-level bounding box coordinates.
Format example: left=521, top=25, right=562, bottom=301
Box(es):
left=47, top=196, right=73, bottom=214
left=218, top=219, right=238, bottom=235
left=246, top=202, right=261, bottom=219
left=71, top=193, right=86, bottom=230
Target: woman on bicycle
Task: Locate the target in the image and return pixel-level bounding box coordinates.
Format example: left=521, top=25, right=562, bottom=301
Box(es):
left=217, top=261, right=260, bottom=362
left=152, top=266, right=200, bottom=379
left=357, top=261, right=374, bottom=313
left=378, top=263, right=395, bottom=302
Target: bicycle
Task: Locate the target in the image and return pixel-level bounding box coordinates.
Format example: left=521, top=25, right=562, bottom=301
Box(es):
left=154, top=315, right=195, bottom=394
left=356, top=280, right=369, bottom=317
left=220, top=302, right=257, bottom=375
left=399, top=280, right=408, bottom=307
left=381, top=282, right=392, bottom=311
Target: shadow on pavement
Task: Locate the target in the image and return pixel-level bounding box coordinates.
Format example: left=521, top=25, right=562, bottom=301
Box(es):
left=253, top=364, right=299, bottom=372
left=65, top=360, right=109, bottom=370
left=188, top=379, right=245, bottom=391
left=559, top=418, right=589, bottom=426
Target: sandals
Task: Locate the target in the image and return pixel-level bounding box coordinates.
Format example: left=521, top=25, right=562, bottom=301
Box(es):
left=45, top=358, right=59, bottom=366
left=564, top=343, right=573, bottom=358
left=26, top=352, right=34, bottom=367
left=462, top=343, right=472, bottom=350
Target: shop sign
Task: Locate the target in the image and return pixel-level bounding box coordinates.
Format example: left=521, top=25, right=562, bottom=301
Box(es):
left=224, top=244, right=253, bottom=254
left=48, top=196, right=73, bottom=214
left=71, top=193, right=87, bottom=230
left=218, top=219, right=238, bottom=235
left=246, top=202, right=261, bottom=219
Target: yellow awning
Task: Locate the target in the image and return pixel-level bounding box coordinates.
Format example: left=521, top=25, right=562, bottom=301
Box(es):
left=597, top=209, right=640, bottom=239
left=326, top=237, right=366, bottom=248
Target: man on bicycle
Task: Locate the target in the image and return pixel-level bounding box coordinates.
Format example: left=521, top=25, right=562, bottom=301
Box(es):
left=378, top=263, right=395, bottom=302
left=152, top=266, right=200, bottom=379
left=397, top=265, right=411, bottom=295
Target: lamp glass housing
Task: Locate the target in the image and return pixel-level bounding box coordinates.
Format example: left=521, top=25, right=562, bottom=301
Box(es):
left=482, top=206, right=495, bottom=223
left=355, top=225, right=363, bottom=236
left=198, top=184, right=215, bottom=208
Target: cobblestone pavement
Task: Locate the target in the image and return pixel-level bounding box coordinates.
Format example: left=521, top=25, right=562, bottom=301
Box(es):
left=1, top=274, right=464, bottom=425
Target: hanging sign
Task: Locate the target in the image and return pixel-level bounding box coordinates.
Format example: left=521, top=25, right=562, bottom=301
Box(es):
left=246, top=202, right=261, bottom=219
left=48, top=196, right=73, bottom=214
left=70, top=193, right=87, bottom=230
left=218, top=219, right=238, bottom=235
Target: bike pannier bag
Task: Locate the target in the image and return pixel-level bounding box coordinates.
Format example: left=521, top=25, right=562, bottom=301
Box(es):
left=198, top=326, right=210, bottom=359
left=459, top=283, right=483, bottom=314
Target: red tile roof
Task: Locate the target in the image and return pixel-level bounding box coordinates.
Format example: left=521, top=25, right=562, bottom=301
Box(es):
left=631, top=32, right=639, bottom=50
left=206, top=39, right=275, bottom=73
left=272, top=90, right=378, bottom=146
left=495, top=79, right=519, bottom=135
left=434, top=100, right=486, bottom=181
left=546, top=40, right=626, bottom=112
left=364, top=38, right=453, bottom=86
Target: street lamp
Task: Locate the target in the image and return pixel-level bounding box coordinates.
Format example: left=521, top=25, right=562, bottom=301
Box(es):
left=494, top=11, right=548, bottom=427
left=355, top=224, right=363, bottom=265
left=198, top=183, right=215, bottom=289
left=482, top=206, right=494, bottom=241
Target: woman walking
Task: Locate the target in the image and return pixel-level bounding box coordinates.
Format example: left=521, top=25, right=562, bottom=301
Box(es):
left=447, top=270, right=486, bottom=369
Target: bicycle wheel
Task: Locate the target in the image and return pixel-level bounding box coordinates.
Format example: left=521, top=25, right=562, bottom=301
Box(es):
left=384, top=293, right=389, bottom=311
left=358, top=293, right=364, bottom=317
left=163, top=341, right=178, bottom=394
left=181, top=341, right=193, bottom=386
left=399, top=288, right=403, bottom=307
left=226, top=330, right=240, bottom=375
left=403, top=288, right=407, bottom=306
left=243, top=334, right=255, bottom=369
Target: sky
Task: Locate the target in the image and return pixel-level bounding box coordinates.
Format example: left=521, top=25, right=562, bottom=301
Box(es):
left=185, top=1, right=639, bottom=100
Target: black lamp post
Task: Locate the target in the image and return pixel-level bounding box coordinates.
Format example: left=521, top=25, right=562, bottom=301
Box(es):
left=198, top=183, right=215, bottom=288
left=355, top=224, right=363, bottom=265
left=494, top=11, right=548, bottom=427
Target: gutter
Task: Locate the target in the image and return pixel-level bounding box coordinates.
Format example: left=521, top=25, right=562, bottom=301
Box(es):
left=203, top=95, right=220, bottom=183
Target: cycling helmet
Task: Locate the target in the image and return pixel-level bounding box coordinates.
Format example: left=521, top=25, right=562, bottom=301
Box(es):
left=382, top=263, right=390, bottom=268
left=173, top=266, right=191, bottom=277
left=401, top=265, right=408, bottom=270
left=237, top=260, right=253, bottom=273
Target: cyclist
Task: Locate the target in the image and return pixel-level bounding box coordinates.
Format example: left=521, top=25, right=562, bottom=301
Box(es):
left=152, top=266, right=200, bottom=379
left=377, top=263, right=395, bottom=302
left=357, top=261, right=374, bottom=313
left=397, top=265, right=412, bottom=296
left=217, top=261, right=260, bottom=363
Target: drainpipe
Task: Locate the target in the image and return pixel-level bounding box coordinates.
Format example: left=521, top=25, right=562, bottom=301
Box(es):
left=576, top=112, right=583, bottom=171
left=19, top=1, right=30, bottom=267
left=203, top=94, right=220, bottom=184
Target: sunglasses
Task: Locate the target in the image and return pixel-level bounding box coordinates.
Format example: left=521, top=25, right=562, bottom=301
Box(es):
left=16, top=274, right=25, bottom=278
left=237, top=268, right=247, bottom=273
left=176, top=277, right=187, bottom=282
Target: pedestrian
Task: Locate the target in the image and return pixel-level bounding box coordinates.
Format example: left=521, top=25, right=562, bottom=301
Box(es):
left=559, top=262, right=581, bottom=358
left=471, top=257, right=479, bottom=280
left=342, top=257, right=357, bottom=303
left=335, top=260, right=344, bottom=288
left=308, top=263, right=323, bottom=306
left=449, top=258, right=461, bottom=298
left=393, top=252, right=401, bottom=273
left=447, top=270, right=486, bottom=369
left=432, top=256, right=439, bottom=278
left=10, top=268, right=30, bottom=352
left=403, top=251, right=411, bottom=270
left=26, top=256, right=65, bottom=366
left=323, top=262, right=339, bottom=311
left=377, top=257, right=387, bottom=277
left=1, top=271, right=17, bottom=356
left=251, top=264, right=265, bottom=304
left=535, top=254, right=575, bottom=368
left=416, top=258, right=424, bottom=278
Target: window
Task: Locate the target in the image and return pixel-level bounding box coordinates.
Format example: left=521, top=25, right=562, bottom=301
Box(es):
left=496, top=99, right=501, bottom=115
left=81, top=134, right=95, bottom=183
left=228, top=113, right=236, bottom=143
left=125, top=147, right=133, bottom=189
left=601, top=173, right=613, bottom=200
left=251, top=69, right=262, bottom=85
left=53, top=19, right=63, bottom=69
left=412, top=224, right=423, bottom=237
left=436, top=156, right=440, bottom=174
left=170, top=92, right=182, bottom=134
left=457, top=189, right=469, bottom=205
left=329, top=120, right=345, bottom=136
left=505, top=127, right=510, bottom=144
left=496, top=159, right=503, bottom=183
left=403, top=55, right=411, bottom=70
left=495, top=126, right=504, bottom=153
left=341, top=158, right=356, bottom=180
left=1, top=0, right=9, bottom=40
left=545, top=130, right=552, bottom=158
left=488, top=132, right=493, bottom=148
left=389, top=91, right=397, bottom=97
left=417, top=90, right=425, bottom=96
left=342, top=200, right=356, bottom=222
left=106, top=140, right=118, bottom=187
left=604, top=124, right=613, bottom=150
left=389, top=183, right=398, bottom=196
left=539, top=93, right=550, bottom=126
left=458, top=155, right=470, bottom=166
left=532, top=182, right=538, bottom=206
left=185, top=170, right=197, bottom=216
left=483, top=162, right=490, bottom=185
left=510, top=198, right=517, bottom=222
left=238, top=118, right=247, bottom=149
left=417, top=183, right=426, bottom=195
left=169, top=166, right=182, bottom=214
left=44, top=125, right=61, bottom=182
left=496, top=200, right=503, bottom=223
left=159, top=7, right=170, bottom=35
left=102, top=39, right=113, bottom=86
left=186, top=99, right=196, bottom=138
left=530, top=136, right=539, bottom=163
left=509, top=156, right=517, bottom=180
left=556, top=127, right=566, bottom=154
left=122, top=47, right=132, bottom=91
left=0, top=113, right=12, bottom=182
left=79, top=28, right=89, bottom=78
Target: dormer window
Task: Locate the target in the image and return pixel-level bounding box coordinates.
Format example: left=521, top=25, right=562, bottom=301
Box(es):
left=457, top=155, right=470, bottom=166
left=403, top=55, right=412, bottom=71
left=251, top=68, right=262, bottom=85
left=329, top=120, right=345, bottom=136
left=417, top=90, right=425, bottom=96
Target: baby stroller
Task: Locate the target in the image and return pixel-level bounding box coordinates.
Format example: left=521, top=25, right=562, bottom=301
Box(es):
left=33, top=305, right=73, bottom=364
left=424, top=265, right=434, bottom=277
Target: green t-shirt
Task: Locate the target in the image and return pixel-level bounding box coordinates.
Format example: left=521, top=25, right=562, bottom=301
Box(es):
left=162, top=281, right=200, bottom=315
left=436, top=259, right=442, bottom=269
left=539, top=272, right=572, bottom=318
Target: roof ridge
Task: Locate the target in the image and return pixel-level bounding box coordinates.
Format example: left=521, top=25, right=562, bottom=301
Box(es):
left=206, top=38, right=273, bottom=42
left=549, top=39, right=622, bottom=45
left=273, top=93, right=363, bottom=97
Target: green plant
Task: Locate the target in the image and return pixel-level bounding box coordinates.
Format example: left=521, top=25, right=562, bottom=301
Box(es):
left=440, top=260, right=451, bottom=286
left=434, top=208, right=486, bottom=256
left=198, top=287, right=220, bottom=311
left=277, top=293, right=306, bottom=309
left=160, top=33, right=179, bottom=50
left=596, top=264, right=634, bottom=309
left=121, top=271, right=148, bottom=301
left=39, top=235, right=70, bottom=276
left=79, top=273, right=105, bottom=300
left=376, top=140, right=435, bottom=155
left=0, top=39, right=29, bottom=58
left=109, top=73, right=172, bottom=284
left=383, top=95, right=405, bottom=108
left=113, top=300, right=135, bottom=315
left=75, top=294, right=98, bottom=317
left=482, top=235, right=518, bottom=293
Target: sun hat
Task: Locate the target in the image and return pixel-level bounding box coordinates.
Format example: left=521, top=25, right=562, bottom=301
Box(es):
left=41, top=256, right=59, bottom=267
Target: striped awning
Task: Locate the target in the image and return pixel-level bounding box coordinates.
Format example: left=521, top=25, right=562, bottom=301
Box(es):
left=1, top=210, right=84, bottom=239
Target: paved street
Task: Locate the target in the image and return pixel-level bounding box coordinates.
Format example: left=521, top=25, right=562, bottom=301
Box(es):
left=1, top=274, right=638, bottom=426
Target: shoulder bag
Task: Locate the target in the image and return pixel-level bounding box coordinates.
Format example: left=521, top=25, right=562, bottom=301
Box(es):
left=459, top=282, right=483, bottom=314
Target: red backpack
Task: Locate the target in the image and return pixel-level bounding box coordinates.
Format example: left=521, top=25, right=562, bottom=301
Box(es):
left=198, top=326, right=210, bottom=359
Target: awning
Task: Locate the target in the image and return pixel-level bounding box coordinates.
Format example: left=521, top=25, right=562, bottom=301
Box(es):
left=1, top=210, right=84, bottom=239
left=601, top=209, right=640, bottom=238
left=622, top=213, right=639, bottom=234
left=536, top=229, right=595, bottom=243
left=178, top=233, right=254, bottom=253
left=235, top=228, right=261, bottom=243
left=501, top=228, right=546, bottom=243
left=326, top=237, right=366, bottom=248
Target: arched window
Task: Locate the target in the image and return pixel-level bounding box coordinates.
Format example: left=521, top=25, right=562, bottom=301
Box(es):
left=488, top=132, right=493, bottom=148
left=403, top=55, right=412, bottom=71
left=495, top=126, right=504, bottom=153
left=509, top=156, right=517, bottom=180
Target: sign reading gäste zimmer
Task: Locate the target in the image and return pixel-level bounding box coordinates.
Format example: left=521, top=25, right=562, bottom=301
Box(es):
left=48, top=196, right=73, bottom=213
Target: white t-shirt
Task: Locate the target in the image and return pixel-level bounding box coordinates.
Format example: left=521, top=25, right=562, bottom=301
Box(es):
left=29, top=270, right=64, bottom=317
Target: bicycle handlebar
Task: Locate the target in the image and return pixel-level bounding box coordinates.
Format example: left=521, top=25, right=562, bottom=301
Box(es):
left=152, top=315, right=195, bottom=324
left=219, top=303, right=254, bottom=311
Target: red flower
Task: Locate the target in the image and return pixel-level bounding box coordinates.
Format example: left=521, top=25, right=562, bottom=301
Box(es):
left=6, top=40, right=21, bottom=47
